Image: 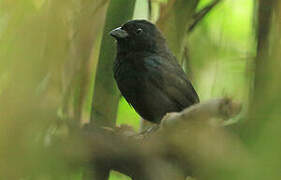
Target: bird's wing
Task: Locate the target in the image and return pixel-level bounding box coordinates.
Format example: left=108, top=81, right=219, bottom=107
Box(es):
left=143, top=55, right=199, bottom=110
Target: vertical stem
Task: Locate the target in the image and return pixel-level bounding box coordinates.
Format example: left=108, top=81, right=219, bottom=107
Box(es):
left=156, top=0, right=199, bottom=62
left=241, top=0, right=277, bottom=143
left=90, top=0, right=136, bottom=127
left=86, top=1, right=136, bottom=179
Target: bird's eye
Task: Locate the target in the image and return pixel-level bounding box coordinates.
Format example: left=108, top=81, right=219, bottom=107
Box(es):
left=136, top=28, right=143, bottom=35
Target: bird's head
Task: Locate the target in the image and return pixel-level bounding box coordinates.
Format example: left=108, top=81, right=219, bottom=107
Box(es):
left=110, top=20, right=167, bottom=54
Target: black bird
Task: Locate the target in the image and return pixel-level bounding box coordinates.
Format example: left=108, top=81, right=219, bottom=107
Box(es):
left=110, top=20, right=199, bottom=123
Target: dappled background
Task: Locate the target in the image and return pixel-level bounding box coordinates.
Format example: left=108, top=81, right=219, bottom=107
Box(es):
left=0, top=0, right=280, bottom=180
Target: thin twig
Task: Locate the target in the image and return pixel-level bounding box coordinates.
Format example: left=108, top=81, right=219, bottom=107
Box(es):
left=188, top=0, right=221, bottom=33
left=148, top=0, right=152, bottom=20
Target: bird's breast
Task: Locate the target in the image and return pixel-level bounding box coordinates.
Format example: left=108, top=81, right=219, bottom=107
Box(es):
left=114, top=55, right=148, bottom=82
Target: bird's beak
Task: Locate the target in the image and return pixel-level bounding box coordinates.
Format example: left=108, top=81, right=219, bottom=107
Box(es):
left=110, top=27, right=129, bottom=39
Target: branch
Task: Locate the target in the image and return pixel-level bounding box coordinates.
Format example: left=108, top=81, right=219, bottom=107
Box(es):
left=188, top=0, right=221, bottom=33
left=60, top=98, right=243, bottom=179
left=161, top=98, right=241, bottom=129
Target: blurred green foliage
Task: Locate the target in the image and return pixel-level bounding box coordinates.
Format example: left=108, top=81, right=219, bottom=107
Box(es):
left=1, top=0, right=281, bottom=180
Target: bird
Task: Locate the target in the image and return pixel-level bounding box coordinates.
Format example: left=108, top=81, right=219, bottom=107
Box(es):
left=110, top=20, right=199, bottom=124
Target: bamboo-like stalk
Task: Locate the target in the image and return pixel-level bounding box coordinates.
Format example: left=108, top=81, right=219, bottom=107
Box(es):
left=87, top=1, right=136, bottom=179
left=90, top=0, right=136, bottom=127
